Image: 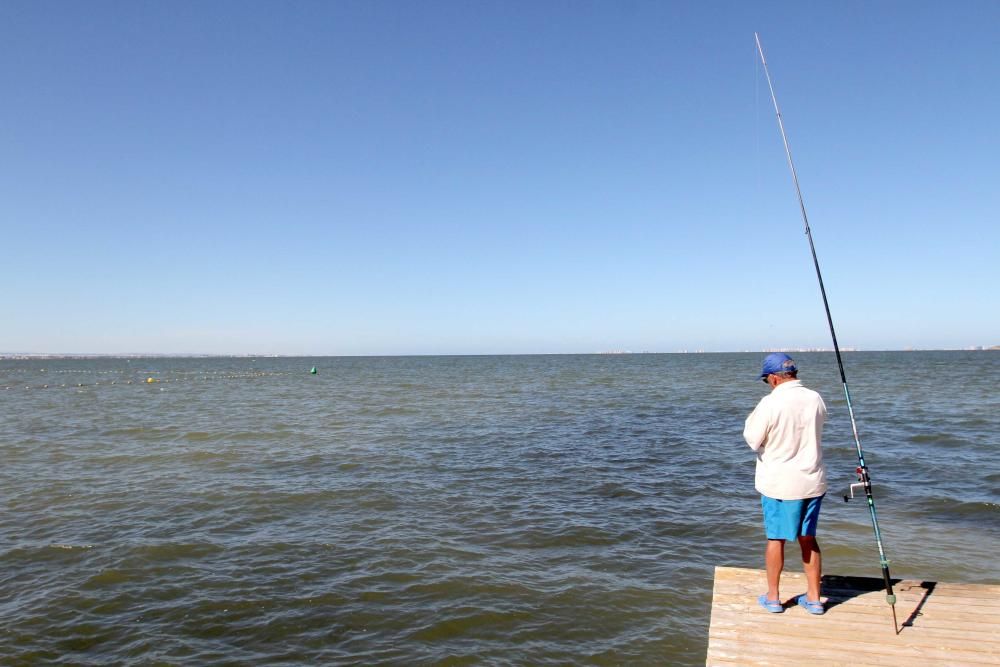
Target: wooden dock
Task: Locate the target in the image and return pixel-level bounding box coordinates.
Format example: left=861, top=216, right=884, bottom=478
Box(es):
left=707, top=566, right=1000, bottom=666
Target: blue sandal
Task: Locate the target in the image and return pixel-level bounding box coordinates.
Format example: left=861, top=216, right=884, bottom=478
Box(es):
left=758, top=594, right=783, bottom=613
left=796, top=594, right=824, bottom=615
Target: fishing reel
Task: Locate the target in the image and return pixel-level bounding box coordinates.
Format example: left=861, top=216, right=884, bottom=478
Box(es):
left=843, top=466, right=870, bottom=502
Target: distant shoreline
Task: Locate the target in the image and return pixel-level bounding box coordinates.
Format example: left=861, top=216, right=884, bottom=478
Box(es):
left=2, top=348, right=997, bottom=360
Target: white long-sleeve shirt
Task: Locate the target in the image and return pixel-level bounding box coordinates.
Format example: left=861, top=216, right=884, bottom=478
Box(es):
left=743, top=379, right=828, bottom=500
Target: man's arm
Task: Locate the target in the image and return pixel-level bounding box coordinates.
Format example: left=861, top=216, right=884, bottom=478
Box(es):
left=743, top=399, right=770, bottom=452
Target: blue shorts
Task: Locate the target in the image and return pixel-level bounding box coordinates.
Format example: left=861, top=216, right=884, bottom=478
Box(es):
left=761, top=494, right=824, bottom=541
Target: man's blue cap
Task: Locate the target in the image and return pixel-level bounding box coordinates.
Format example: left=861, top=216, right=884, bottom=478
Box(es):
left=760, top=352, right=797, bottom=379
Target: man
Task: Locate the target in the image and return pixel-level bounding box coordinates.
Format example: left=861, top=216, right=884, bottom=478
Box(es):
left=744, top=352, right=827, bottom=615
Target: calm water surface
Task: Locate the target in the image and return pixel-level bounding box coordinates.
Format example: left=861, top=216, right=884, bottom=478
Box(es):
left=2, top=352, right=998, bottom=664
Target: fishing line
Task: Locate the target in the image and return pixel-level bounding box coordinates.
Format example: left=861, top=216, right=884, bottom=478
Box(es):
left=753, top=32, right=899, bottom=633
left=754, top=40, right=760, bottom=199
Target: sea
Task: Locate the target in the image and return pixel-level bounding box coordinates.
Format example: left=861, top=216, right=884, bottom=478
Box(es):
left=1, top=351, right=998, bottom=665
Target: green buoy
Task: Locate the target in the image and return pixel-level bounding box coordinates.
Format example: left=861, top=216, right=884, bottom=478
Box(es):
left=310, top=366, right=317, bottom=375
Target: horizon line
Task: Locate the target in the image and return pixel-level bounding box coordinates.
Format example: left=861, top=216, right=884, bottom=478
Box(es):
left=3, top=347, right=997, bottom=359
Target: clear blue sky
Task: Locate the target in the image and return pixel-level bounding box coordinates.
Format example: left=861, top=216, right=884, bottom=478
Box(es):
left=2, top=1, right=997, bottom=355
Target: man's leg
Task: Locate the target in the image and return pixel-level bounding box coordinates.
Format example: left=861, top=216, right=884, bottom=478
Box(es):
left=765, top=539, right=785, bottom=601
left=798, top=535, right=822, bottom=601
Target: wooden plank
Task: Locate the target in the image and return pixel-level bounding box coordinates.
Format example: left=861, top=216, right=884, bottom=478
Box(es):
left=710, top=592, right=994, bottom=628
left=709, top=618, right=1000, bottom=653
left=706, top=566, right=1000, bottom=667
left=707, top=638, right=1000, bottom=666
left=707, top=608, right=999, bottom=641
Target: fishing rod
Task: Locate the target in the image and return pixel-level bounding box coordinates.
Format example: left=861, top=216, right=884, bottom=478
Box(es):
left=753, top=32, right=898, bottom=632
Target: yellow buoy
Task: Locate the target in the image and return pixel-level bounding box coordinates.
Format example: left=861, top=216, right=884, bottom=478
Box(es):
left=146, top=377, right=156, bottom=384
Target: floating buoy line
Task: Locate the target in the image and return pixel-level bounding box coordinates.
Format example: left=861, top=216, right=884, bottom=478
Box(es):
left=0, top=369, right=298, bottom=392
